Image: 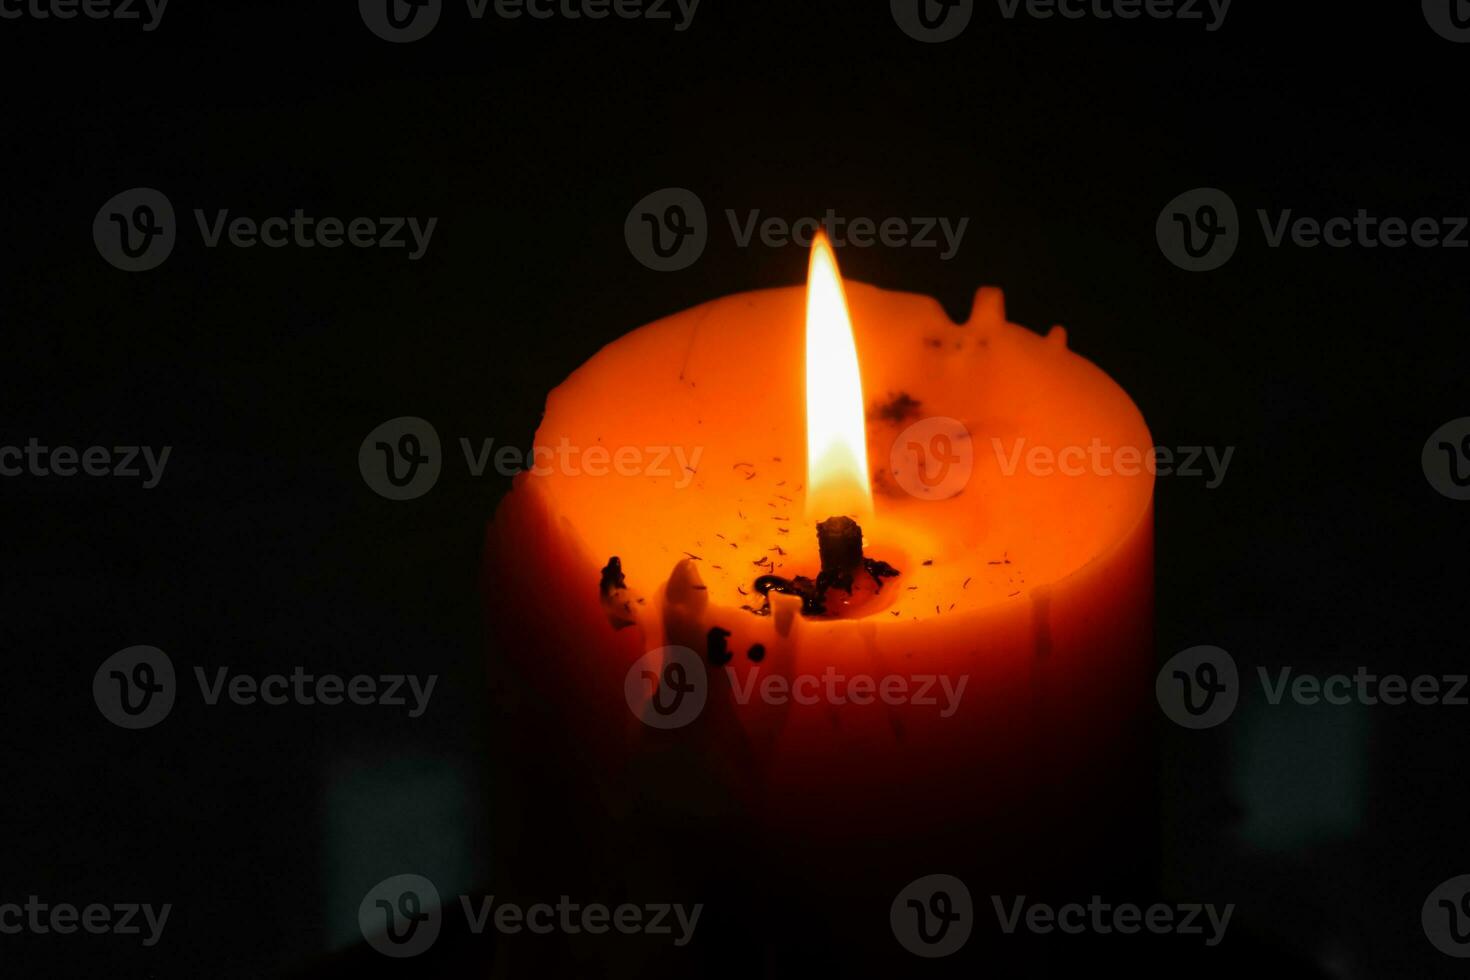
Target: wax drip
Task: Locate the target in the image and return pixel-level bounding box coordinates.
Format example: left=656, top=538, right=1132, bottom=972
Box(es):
left=598, top=556, right=636, bottom=630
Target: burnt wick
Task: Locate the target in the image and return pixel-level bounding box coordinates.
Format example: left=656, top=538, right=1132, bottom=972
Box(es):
left=744, top=516, right=899, bottom=617
left=816, top=516, right=864, bottom=594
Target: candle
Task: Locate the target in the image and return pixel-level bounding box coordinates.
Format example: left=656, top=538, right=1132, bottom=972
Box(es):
left=483, top=233, right=1155, bottom=957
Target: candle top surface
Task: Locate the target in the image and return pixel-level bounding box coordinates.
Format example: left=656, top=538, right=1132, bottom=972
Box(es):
left=518, top=281, right=1153, bottom=624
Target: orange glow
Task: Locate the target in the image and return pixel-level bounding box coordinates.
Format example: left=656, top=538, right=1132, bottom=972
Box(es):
left=805, top=232, right=872, bottom=521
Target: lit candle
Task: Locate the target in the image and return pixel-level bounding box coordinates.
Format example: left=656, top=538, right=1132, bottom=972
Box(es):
left=484, top=232, right=1155, bottom=914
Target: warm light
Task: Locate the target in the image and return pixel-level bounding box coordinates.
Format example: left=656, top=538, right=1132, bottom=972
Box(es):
left=805, top=232, right=873, bottom=521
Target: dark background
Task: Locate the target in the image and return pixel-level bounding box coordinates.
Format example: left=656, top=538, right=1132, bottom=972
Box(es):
left=2, top=0, right=1467, bottom=975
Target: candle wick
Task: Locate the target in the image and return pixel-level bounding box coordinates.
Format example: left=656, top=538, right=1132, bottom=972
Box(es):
left=742, top=518, right=900, bottom=618
left=815, top=515, right=865, bottom=594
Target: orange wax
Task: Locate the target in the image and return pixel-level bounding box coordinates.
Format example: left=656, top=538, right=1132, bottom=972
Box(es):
left=485, top=278, right=1154, bottom=880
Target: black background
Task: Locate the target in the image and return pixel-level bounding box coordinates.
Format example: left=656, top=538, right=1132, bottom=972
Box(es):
left=3, top=0, right=1468, bottom=975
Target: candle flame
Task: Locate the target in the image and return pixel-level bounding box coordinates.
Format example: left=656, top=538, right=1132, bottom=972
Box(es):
left=805, top=232, right=872, bottom=520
